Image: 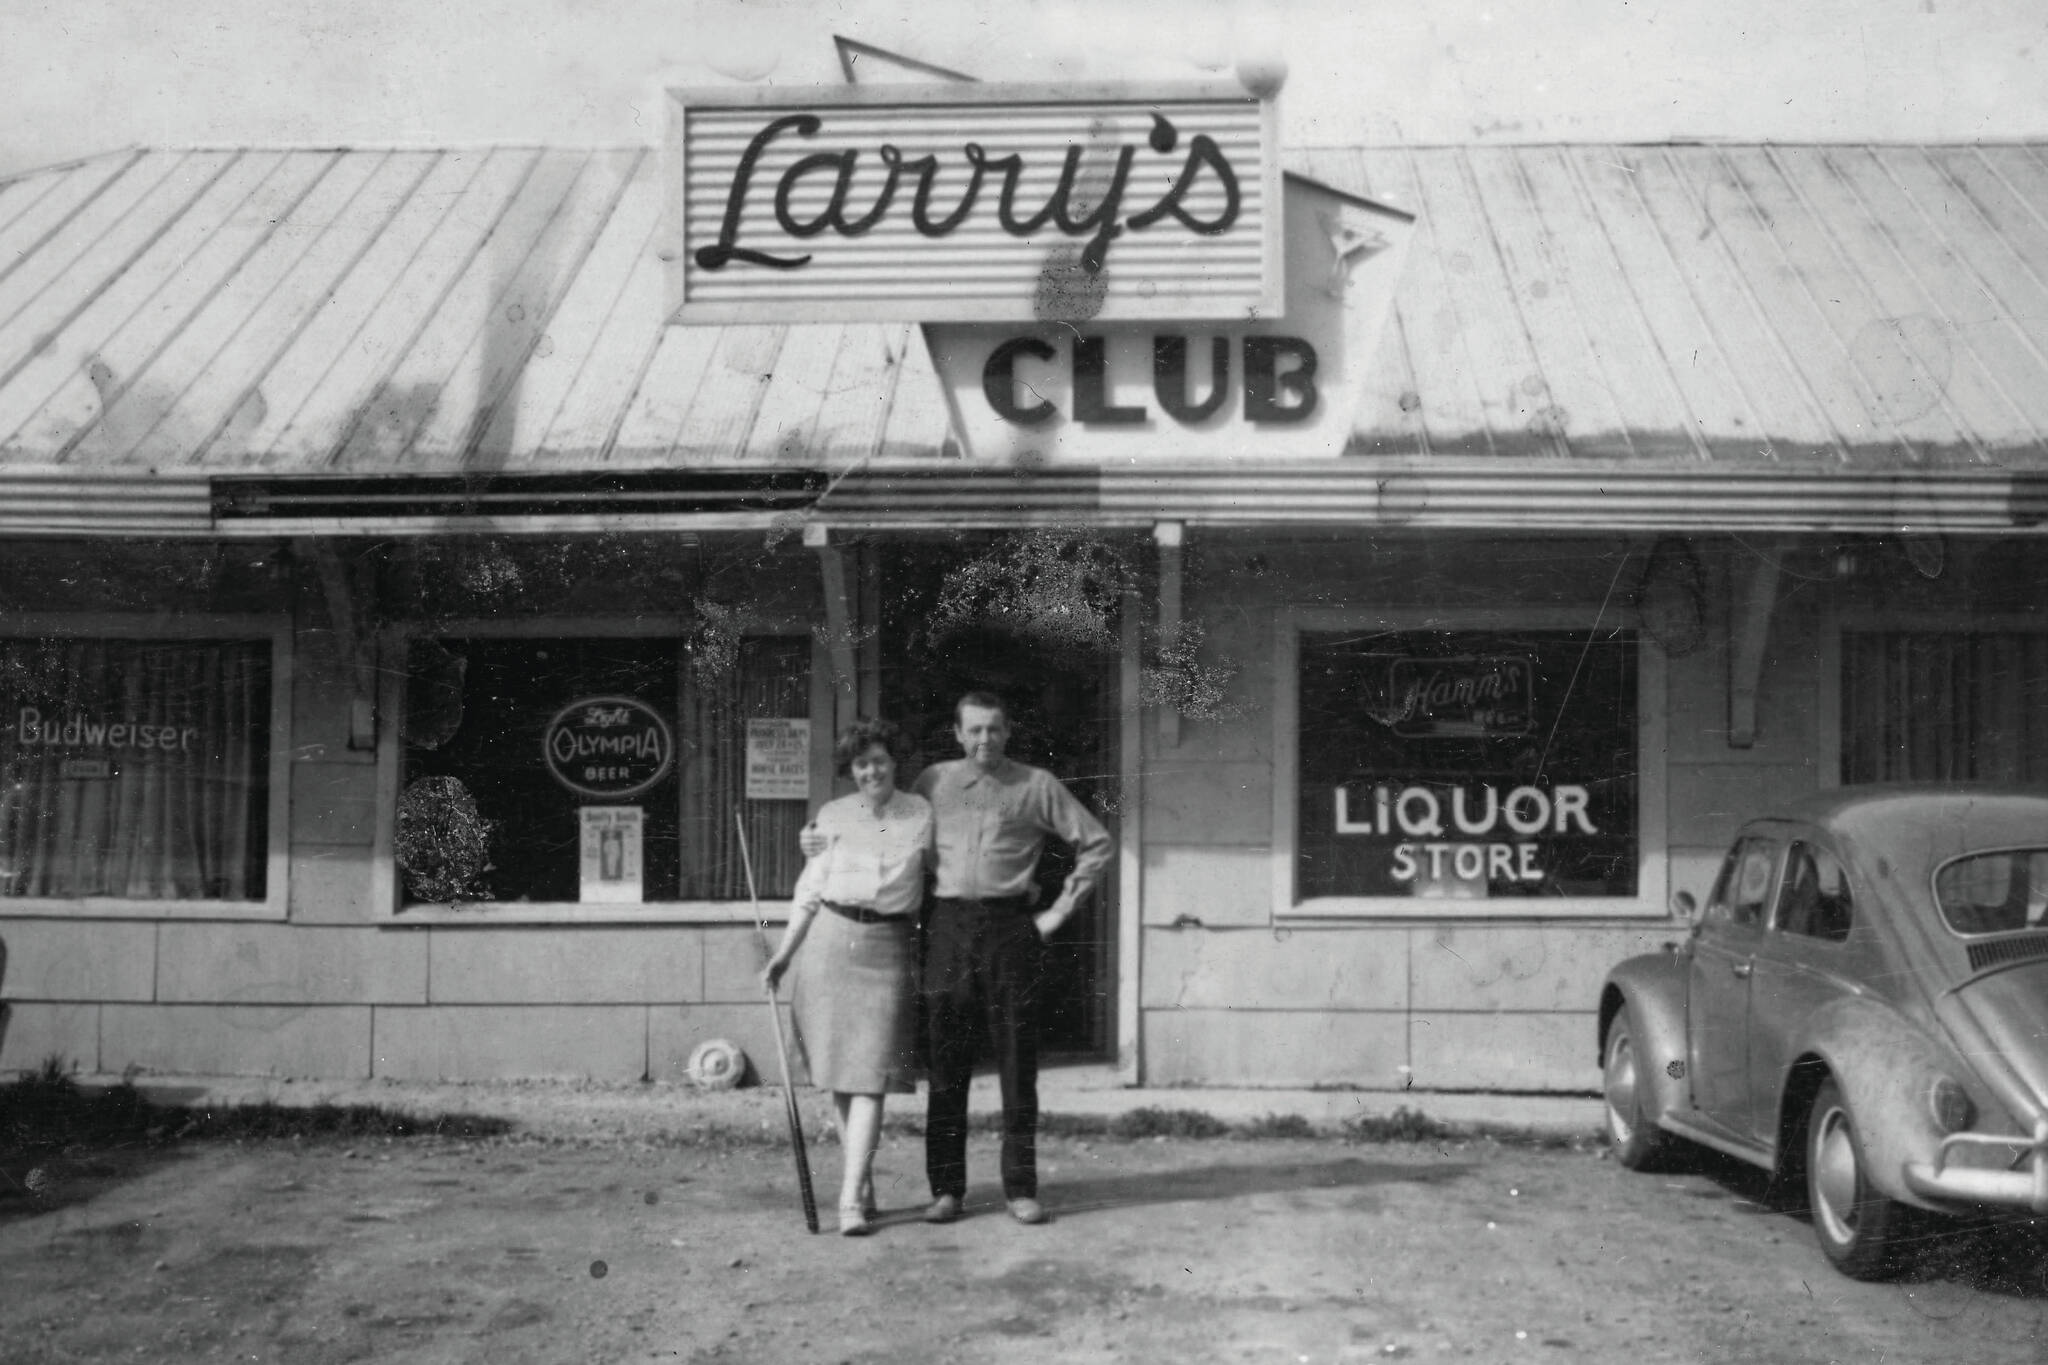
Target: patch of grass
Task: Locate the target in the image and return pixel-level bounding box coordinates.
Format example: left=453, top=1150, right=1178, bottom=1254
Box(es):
left=1474, top=1123, right=1602, bottom=1152
left=1337, top=1104, right=1602, bottom=1151
left=1340, top=1106, right=1467, bottom=1145
left=884, top=1108, right=1237, bottom=1141
left=889, top=1106, right=1233, bottom=1141
left=1238, top=1112, right=1318, bottom=1140
left=882, top=1111, right=1117, bottom=1139
left=1034, top=1112, right=1116, bottom=1139
left=172, top=1103, right=511, bottom=1142
left=2, top=1058, right=152, bottom=1210
left=1109, top=1106, right=1230, bottom=1139
left=2, top=1057, right=151, bottom=1155
left=2, top=1058, right=512, bottom=1156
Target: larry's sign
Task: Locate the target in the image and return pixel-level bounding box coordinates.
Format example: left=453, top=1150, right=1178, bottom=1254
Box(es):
left=667, top=82, right=1280, bottom=324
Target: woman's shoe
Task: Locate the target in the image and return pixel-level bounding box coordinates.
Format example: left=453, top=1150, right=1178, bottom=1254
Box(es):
left=838, top=1204, right=872, bottom=1237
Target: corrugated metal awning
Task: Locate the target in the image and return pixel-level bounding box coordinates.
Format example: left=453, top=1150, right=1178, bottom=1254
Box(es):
left=4, top=141, right=2048, bottom=535
left=815, top=460, right=2048, bottom=532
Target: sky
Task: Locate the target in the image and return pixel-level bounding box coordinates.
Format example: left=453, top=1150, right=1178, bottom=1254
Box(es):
left=3, top=0, right=2048, bottom=175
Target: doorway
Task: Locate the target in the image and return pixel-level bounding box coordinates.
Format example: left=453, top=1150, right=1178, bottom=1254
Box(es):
left=876, top=540, right=1121, bottom=1058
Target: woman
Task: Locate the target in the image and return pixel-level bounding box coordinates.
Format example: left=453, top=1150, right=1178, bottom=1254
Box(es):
left=761, top=718, right=931, bottom=1236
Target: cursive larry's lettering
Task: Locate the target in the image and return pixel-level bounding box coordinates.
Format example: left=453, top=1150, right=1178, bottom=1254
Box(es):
left=695, top=113, right=820, bottom=270
left=693, top=111, right=1243, bottom=275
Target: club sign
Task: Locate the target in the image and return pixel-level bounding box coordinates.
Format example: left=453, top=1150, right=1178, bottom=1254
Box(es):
left=924, top=173, right=1414, bottom=459
left=667, top=82, right=1280, bottom=324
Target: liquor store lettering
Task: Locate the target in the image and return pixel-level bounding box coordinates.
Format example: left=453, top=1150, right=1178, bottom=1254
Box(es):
left=1335, top=783, right=1598, bottom=886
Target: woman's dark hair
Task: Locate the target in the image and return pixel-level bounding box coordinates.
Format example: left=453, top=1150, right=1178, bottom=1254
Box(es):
left=834, top=717, right=911, bottom=775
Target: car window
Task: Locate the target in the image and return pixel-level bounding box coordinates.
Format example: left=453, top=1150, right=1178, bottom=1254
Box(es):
left=1934, top=849, right=2048, bottom=935
left=1776, top=841, right=1853, bottom=943
left=1706, top=836, right=1779, bottom=928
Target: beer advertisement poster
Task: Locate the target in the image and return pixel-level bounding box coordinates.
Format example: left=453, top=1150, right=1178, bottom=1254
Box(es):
left=578, top=805, right=645, bottom=904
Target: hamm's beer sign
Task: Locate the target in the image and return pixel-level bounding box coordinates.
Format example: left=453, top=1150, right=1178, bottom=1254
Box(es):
left=668, top=82, right=1281, bottom=324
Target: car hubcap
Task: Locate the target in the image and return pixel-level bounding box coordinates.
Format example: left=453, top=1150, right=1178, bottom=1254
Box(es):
left=1812, top=1105, right=1860, bottom=1244
left=1603, top=1030, right=1637, bottom=1145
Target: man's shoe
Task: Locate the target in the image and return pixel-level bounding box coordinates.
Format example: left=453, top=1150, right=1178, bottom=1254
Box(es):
left=838, top=1205, right=872, bottom=1237
left=923, top=1193, right=962, bottom=1224
left=1006, top=1197, right=1048, bottom=1225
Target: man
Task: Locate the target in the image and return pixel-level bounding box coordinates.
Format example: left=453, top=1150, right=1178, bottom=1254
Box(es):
left=806, top=689, right=1112, bottom=1225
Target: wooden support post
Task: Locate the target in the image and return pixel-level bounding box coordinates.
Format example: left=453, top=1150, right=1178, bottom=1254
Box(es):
left=298, top=538, right=378, bottom=752
left=1116, top=586, right=1144, bottom=1086
left=1154, top=520, right=1185, bottom=748
left=806, top=524, right=859, bottom=732
left=1728, top=543, right=1786, bottom=749
left=856, top=540, right=881, bottom=720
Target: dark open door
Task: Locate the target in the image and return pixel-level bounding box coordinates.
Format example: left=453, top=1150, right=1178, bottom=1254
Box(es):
left=876, top=541, right=1119, bottom=1058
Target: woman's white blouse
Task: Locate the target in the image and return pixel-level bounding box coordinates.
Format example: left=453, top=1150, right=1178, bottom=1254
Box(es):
left=792, top=790, right=934, bottom=919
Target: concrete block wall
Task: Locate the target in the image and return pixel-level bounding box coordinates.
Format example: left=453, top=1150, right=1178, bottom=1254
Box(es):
left=0, top=913, right=785, bottom=1084
left=1138, top=922, right=1690, bottom=1089
left=1134, top=534, right=1831, bottom=1092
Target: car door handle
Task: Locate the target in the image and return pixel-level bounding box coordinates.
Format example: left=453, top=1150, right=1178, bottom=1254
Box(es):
left=1731, top=962, right=1753, bottom=978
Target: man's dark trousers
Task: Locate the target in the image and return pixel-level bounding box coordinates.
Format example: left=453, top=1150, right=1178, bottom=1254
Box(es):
left=923, top=895, right=1043, bottom=1201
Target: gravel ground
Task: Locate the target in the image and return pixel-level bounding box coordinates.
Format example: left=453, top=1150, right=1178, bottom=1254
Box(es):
left=2, top=1076, right=2043, bottom=1364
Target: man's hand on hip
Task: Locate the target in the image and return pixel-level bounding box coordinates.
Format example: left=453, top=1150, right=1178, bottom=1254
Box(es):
left=1033, top=893, right=1079, bottom=941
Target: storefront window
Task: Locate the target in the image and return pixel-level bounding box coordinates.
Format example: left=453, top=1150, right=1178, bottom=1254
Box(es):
left=1841, top=632, right=2048, bottom=783
left=398, top=635, right=808, bottom=908
left=1295, top=629, right=1640, bottom=904
left=0, top=638, right=272, bottom=902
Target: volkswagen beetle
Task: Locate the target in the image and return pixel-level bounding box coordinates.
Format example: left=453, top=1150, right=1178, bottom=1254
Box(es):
left=1598, top=786, right=2048, bottom=1279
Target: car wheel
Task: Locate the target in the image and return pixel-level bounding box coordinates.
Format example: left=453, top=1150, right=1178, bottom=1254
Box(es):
left=1602, top=1004, right=1670, bottom=1171
left=1805, top=1076, right=1910, bottom=1280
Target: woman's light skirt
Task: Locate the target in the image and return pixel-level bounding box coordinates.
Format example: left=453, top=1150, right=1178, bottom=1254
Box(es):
left=790, top=910, right=917, bottom=1095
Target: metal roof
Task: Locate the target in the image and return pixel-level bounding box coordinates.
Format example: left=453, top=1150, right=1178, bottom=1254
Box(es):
left=3, top=142, right=2048, bottom=533
left=1317, top=143, right=2048, bottom=467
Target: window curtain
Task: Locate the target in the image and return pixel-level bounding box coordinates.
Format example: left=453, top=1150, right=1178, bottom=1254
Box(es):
left=676, top=637, right=808, bottom=899
left=1842, top=633, right=2048, bottom=783
left=0, top=640, right=269, bottom=900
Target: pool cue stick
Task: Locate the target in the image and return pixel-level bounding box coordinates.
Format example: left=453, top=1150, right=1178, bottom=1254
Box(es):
left=737, top=811, right=819, bottom=1234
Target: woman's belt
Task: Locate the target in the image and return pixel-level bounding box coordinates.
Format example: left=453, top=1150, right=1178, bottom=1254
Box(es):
left=822, top=900, right=907, bottom=925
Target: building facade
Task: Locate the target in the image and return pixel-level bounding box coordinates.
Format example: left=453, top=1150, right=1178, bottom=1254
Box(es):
left=3, top=124, right=2046, bottom=1090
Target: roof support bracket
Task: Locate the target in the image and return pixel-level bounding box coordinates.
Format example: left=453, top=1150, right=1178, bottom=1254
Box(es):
left=297, top=538, right=378, bottom=752
left=1154, top=521, right=1185, bottom=748
left=1727, top=542, right=1787, bottom=750
left=806, top=524, right=859, bottom=732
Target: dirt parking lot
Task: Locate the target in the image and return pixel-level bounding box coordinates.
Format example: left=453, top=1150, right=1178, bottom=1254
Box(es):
left=3, top=1081, right=2045, bottom=1364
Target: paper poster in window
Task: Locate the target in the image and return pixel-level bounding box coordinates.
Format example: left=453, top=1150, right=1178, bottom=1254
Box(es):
left=579, top=806, right=644, bottom=903
left=745, top=719, right=810, bottom=800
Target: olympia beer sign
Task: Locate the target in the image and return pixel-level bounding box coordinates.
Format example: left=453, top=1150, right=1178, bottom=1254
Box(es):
left=667, top=78, right=1413, bottom=459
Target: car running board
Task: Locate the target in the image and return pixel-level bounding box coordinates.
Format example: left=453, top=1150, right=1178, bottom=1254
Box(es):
left=1658, top=1112, right=1776, bottom=1170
